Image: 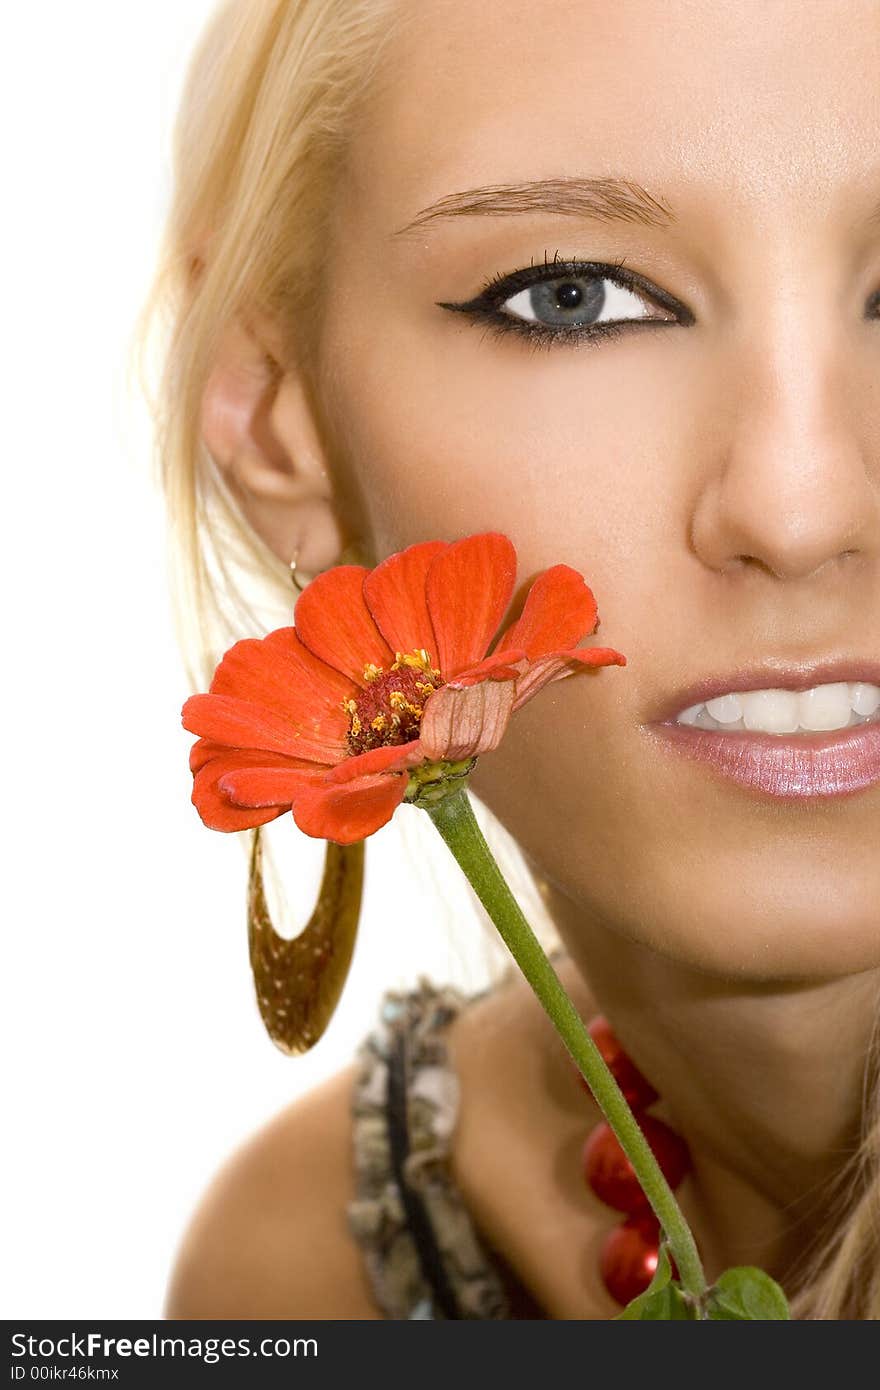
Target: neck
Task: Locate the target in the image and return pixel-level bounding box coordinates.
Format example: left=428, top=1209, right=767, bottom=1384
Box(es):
left=543, top=884, right=880, bottom=1288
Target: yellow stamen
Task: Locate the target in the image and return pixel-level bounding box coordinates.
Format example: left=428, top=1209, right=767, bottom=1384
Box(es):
left=389, top=691, right=422, bottom=717
left=391, top=648, right=436, bottom=674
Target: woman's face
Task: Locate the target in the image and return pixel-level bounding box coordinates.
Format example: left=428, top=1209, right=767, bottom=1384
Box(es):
left=310, top=0, right=880, bottom=981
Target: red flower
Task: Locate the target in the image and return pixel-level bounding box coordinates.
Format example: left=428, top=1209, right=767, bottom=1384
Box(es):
left=182, top=532, right=626, bottom=845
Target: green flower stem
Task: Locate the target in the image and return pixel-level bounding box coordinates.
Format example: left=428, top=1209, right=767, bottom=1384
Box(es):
left=424, top=784, right=707, bottom=1302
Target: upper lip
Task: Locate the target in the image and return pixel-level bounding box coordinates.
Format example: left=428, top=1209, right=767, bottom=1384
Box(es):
left=650, top=657, right=880, bottom=725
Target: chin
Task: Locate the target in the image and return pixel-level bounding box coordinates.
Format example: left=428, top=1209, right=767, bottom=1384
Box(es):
left=570, top=833, right=880, bottom=985
left=472, top=772, right=880, bottom=988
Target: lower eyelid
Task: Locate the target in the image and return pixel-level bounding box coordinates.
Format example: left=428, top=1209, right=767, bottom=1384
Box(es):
left=444, top=303, right=679, bottom=347
left=472, top=318, right=671, bottom=357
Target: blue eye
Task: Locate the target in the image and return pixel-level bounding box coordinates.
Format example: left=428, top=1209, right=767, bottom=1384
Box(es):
left=505, top=273, right=662, bottom=330
left=437, top=255, right=692, bottom=350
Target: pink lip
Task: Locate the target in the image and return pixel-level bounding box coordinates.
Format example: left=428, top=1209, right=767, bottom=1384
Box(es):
left=642, top=718, right=880, bottom=799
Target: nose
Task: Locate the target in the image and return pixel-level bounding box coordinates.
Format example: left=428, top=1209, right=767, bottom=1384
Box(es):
left=689, top=280, right=880, bottom=582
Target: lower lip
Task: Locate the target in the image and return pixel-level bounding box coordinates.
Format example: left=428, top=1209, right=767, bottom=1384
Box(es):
left=644, top=718, right=880, bottom=799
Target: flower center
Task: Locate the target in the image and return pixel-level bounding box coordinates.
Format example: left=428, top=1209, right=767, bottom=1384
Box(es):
left=342, top=648, right=444, bottom=755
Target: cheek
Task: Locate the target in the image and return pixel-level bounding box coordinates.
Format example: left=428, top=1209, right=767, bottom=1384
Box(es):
left=318, top=298, right=690, bottom=596
left=467, top=671, right=662, bottom=933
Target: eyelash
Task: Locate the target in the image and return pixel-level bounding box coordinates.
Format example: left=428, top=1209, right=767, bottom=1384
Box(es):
left=436, top=251, right=690, bottom=352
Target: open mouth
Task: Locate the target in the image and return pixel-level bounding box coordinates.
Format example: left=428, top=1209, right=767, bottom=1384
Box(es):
left=672, top=681, right=880, bottom=736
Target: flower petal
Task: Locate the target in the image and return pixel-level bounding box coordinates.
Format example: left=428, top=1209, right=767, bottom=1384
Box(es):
left=362, top=540, right=448, bottom=658
left=493, top=565, right=599, bottom=660
left=190, top=739, right=318, bottom=780
left=513, top=647, right=627, bottom=712
left=189, top=736, right=228, bottom=776
left=425, top=532, right=518, bottom=679
left=447, top=647, right=528, bottom=688
left=218, top=764, right=326, bottom=808
left=192, top=794, right=285, bottom=834
left=419, top=677, right=516, bottom=761
left=323, top=741, right=428, bottom=784
left=294, top=565, right=394, bottom=684
left=212, top=625, right=353, bottom=717
left=206, top=626, right=355, bottom=759
left=291, top=770, right=410, bottom=844
left=192, top=746, right=320, bottom=832
left=182, top=692, right=340, bottom=763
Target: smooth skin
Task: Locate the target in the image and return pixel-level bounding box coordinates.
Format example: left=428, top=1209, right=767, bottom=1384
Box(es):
left=171, top=0, right=880, bottom=1316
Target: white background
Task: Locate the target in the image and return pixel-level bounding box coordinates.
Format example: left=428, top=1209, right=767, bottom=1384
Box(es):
left=1, top=1, right=558, bottom=1319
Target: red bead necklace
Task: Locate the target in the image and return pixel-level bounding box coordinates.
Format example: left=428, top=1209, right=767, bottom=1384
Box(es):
left=575, top=1015, right=696, bottom=1307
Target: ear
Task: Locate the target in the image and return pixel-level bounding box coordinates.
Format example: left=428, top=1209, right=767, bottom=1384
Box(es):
left=199, top=309, right=352, bottom=575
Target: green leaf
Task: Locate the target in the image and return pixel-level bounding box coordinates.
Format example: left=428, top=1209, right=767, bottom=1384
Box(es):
left=615, top=1243, right=697, bottom=1320
left=703, top=1266, right=791, bottom=1320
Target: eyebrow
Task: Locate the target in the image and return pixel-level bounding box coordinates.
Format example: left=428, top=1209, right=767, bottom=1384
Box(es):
left=390, top=177, right=677, bottom=238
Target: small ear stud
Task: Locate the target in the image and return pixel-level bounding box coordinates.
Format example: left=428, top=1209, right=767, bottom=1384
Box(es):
left=289, top=544, right=311, bottom=594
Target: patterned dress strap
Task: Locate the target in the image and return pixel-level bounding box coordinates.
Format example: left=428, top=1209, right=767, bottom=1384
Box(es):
left=346, top=975, right=511, bottom=1320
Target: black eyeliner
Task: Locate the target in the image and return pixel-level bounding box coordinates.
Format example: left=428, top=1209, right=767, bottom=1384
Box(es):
left=435, top=254, right=694, bottom=349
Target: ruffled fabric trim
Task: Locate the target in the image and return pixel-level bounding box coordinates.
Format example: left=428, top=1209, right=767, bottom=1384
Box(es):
left=346, top=976, right=511, bottom=1320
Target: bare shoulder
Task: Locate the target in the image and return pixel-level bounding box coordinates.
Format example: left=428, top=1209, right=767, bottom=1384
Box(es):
left=165, top=1061, right=383, bottom=1320
left=165, top=955, right=614, bottom=1321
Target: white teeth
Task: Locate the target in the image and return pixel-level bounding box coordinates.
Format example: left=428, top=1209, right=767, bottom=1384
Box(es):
left=852, top=682, right=880, bottom=717
left=677, top=702, right=704, bottom=725
left=796, top=682, right=852, bottom=731
left=741, top=689, right=802, bottom=733
left=705, top=693, right=744, bottom=724
left=674, top=680, right=880, bottom=734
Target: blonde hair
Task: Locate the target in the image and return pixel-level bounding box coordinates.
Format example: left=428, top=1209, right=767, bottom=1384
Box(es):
left=134, top=0, right=880, bottom=1320
left=133, top=0, right=405, bottom=693
left=785, top=1018, right=880, bottom=1319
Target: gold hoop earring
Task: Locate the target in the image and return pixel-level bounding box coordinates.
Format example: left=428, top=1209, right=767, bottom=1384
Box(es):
left=253, top=533, right=371, bottom=1052
left=247, top=824, right=365, bottom=1055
